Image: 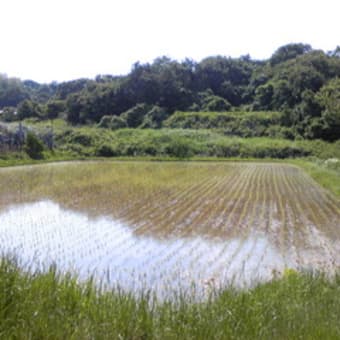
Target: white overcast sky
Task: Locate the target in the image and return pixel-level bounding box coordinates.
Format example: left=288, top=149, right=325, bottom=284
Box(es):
left=0, top=0, right=339, bottom=83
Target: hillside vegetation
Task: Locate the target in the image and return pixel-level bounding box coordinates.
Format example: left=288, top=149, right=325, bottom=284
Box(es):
left=0, top=43, right=339, bottom=143
left=1, top=121, right=340, bottom=160
left=163, top=111, right=284, bottom=136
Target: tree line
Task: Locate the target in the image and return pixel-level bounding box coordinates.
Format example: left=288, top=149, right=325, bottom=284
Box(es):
left=0, top=43, right=339, bottom=141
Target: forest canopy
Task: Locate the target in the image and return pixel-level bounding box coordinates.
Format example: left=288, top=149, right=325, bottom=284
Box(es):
left=0, top=43, right=339, bottom=141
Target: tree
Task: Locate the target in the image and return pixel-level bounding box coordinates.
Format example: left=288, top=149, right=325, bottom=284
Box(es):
left=120, top=103, right=150, bottom=128
left=201, top=95, right=231, bottom=112
left=0, top=74, right=29, bottom=108
left=55, top=79, right=91, bottom=100
left=270, top=43, right=312, bottom=66
left=46, top=100, right=66, bottom=120
left=66, top=93, right=86, bottom=124
left=316, top=78, right=340, bottom=140
left=0, top=107, right=18, bottom=122
left=140, top=106, right=169, bottom=128
left=17, top=100, right=43, bottom=120
left=254, top=83, right=274, bottom=110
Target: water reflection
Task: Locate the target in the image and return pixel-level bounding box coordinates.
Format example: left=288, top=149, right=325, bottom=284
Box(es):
left=0, top=200, right=287, bottom=299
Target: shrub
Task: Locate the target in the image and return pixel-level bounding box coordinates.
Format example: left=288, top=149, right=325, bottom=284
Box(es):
left=165, top=138, right=194, bottom=158
left=202, top=95, right=232, bottom=112
left=140, top=106, right=168, bottom=129
left=95, top=144, right=120, bottom=157
left=120, top=104, right=150, bottom=128
left=68, top=131, right=93, bottom=146
left=25, top=132, right=44, bottom=159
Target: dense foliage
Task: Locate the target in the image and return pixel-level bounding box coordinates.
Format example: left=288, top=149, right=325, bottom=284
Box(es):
left=0, top=43, right=339, bottom=141
left=163, top=111, right=284, bottom=137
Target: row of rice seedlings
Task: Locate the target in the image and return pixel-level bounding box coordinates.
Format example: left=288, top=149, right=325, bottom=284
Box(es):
left=280, top=166, right=325, bottom=242
left=281, top=166, right=339, bottom=271
left=237, top=165, right=268, bottom=283
left=208, top=165, right=254, bottom=232
left=292, top=166, right=340, bottom=232
left=128, top=164, right=229, bottom=231
left=183, top=165, right=267, bottom=284
left=276, top=166, right=334, bottom=270
left=211, top=165, right=265, bottom=285
left=207, top=164, right=254, bottom=235
left=278, top=166, right=307, bottom=248
left=280, top=169, right=306, bottom=268
left=181, top=166, right=251, bottom=236
left=131, top=170, right=223, bottom=235
left=198, top=168, right=245, bottom=232
left=133, top=164, right=220, bottom=231
left=245, top=165, right=291, bottom=276
left=162, top=172, right=233, bottom=234
left=270, top=164, right=289, bottom=263
left=54, top=167, right=214, bottom=292
left=231, top=166, right=279, bottom=282
left=61, top=163, right=215, bottom=223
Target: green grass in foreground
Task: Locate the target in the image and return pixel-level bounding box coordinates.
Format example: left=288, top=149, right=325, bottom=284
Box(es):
left=1, top=257, right=340, bottom=339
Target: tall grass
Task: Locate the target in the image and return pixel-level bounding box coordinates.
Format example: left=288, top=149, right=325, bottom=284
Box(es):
left=1, top=257, right=340, bottom=339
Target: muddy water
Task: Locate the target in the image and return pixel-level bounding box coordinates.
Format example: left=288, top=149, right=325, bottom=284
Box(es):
left=0, top=161, right=339, bottom=298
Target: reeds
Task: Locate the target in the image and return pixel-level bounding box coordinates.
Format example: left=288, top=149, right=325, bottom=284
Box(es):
left=1, top=257, right=340, bottom=339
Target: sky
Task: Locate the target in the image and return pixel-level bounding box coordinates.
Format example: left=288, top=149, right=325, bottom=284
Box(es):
left=0, top=0, right=339, bottom=83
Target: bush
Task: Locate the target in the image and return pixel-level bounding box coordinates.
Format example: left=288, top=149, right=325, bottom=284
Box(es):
left=68, top=131, right=93, bottom=146
left=140, top=106, right=168, bottom=129
left=25, top=132, right=44, bottom=159
left=95, top=144, right=120, bottom=157
left=120, top=104, right=150, bottom=128
left=202, top=95, right=232, bottom=112
left=324, top=158, right=340, bottom=172
left=164, top=138, right=194, bottom=158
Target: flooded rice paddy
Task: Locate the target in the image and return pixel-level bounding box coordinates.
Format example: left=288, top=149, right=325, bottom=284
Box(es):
left=0, top=161, right=339, bottom=298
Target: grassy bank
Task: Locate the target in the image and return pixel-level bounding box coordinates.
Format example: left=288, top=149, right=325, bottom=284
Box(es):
left=2, top=120, right=340, bottom=159
left=56, top=127, right=340, bottom=159
left=0, top=257, right=340, bottom=339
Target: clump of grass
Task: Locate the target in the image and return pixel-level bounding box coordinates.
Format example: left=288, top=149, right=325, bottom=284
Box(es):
left=1, top=257, right=340, bottom=339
